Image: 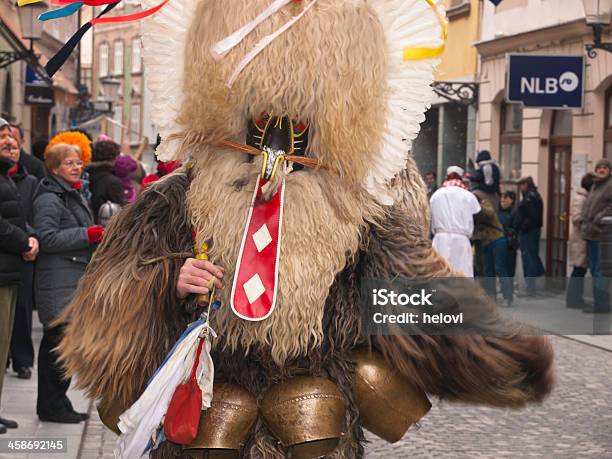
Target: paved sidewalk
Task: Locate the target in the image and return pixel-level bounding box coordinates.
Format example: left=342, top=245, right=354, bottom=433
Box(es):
left=2, top=315, right=611, bottom=459
left=0, top=319, right=90, bottom=459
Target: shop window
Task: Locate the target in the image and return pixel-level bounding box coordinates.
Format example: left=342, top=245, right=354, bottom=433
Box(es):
left=605, top=88, right=612, bottom=158
left=500, top=102, right=522, bottom=181
left=99, top=43, right=109, bottom=77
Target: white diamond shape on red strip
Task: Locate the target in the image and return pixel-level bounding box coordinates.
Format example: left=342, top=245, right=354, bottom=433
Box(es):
left=243, top=273, right=266, bottom=304
left=252, top=224, right=273, bottom=253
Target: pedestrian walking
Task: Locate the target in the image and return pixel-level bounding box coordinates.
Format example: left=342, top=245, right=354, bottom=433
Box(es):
left=473, top=193, right=514, bottom=307
left=86, top=140, right=125, bottom=224
left=33, top=143, right=103, bottom=423
left=430, top=166, right=481, bottom=277
left=566, top=173, right=595, bottom=309
left=3, top=135, right=39, bottom=380
left=580, top=159, right=612, bottom=313
left=516, top=176, right=545, bottom=296
left=499, top=190, right=519, bottom=282
left=0, top=119, right=39, bottom=433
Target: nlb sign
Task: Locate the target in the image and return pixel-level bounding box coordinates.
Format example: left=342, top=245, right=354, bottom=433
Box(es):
left=506, top=54, right=584, bottom=109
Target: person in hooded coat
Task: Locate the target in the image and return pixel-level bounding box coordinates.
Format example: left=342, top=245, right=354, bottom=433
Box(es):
left=114, top=154, right=138, bottom=204
left=86, top=140, right=125, bottom=223
left=470, top=150, right=501, bottom=202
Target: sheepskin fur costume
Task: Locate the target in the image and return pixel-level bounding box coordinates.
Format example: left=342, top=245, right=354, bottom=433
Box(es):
left=56, top=0, right=554, bottom=457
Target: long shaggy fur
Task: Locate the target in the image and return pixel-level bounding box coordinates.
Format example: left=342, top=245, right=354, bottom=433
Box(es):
left=180, top=0, right=388, bottom=186
left=186, top=147, right=383, bottom=365
left=361, top=205, right=555, bottom=407
left=56, top=174, right=195, bottom=408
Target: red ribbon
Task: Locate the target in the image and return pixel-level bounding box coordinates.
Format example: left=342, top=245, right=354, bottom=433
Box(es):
left=49, top=0, right=171, bottom=25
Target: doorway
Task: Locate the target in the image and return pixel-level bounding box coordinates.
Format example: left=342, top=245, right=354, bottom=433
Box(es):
left=546, top=110, right=572, bottom=278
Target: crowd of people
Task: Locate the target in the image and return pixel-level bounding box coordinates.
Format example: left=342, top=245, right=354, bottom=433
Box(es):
left=429, top=151, right=612, bottom=311
left=0, top=118, right=181, bottom=433
left=0, top=114, right=609, bottom=435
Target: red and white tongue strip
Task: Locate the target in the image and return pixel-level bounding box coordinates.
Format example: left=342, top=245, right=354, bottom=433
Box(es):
left=230, top=162, right=286, bottom=321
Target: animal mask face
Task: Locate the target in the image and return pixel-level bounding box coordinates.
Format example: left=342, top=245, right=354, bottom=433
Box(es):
left=142, top=0, right=445, bottom=204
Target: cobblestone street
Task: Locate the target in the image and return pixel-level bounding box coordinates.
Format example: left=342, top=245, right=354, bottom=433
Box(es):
left=365, top=336, right=612, bottom=458
left=74, top=336, right=612, bottom=459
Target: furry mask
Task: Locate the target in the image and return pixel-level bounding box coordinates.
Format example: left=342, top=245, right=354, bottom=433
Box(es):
left=142, top=0, right=446, bottom=205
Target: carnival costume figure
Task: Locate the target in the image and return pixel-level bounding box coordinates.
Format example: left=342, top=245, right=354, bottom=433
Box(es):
left=28, top=0, right=557, bottom=457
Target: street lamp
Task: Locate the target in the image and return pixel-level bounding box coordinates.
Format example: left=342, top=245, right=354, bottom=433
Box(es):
left=17, top=0, right=46, bottom=46
left=583, top=0, right=612, bottom=58
left=101, top=76, right=121, bottom=104
left=0, top=1, right=47, bottom=69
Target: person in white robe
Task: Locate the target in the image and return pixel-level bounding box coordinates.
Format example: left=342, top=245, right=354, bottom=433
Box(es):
left=430, top=166, right=481, bottom=277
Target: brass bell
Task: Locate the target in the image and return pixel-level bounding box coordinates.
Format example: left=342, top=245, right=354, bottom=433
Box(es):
left=353, top=349, right=431, bottom=443
left=261, top=376, right=346, bottom=459
left=182, top=383, right=257, bottom=458
left=97, top=398, right=130, bottom=435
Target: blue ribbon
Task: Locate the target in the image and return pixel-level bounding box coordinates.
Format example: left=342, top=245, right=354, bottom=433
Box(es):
left=38, top=2, right=83, bottom=21
left=146, top=318, right=205, bottom=386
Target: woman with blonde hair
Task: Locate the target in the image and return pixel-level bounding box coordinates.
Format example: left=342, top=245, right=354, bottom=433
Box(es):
left=33, top=143, right=103, bottom=424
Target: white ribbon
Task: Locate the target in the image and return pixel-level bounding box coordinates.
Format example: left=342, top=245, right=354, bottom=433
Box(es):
left=113, top=323, right=216, bottom=459
left=225, top=0, right=319, bottom=87
left=211, top=0, right=293, bottom=58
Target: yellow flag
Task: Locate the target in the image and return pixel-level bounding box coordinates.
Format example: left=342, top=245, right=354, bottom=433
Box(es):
left=17, top=0, right=45, bottom=6
left=403, top=0, right=448, bottom=61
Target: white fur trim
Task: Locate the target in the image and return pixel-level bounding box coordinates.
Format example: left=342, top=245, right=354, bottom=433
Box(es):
left=140, top=0, right=201, bottom=161
left=140, top=0, right=444, bottom=179
left=368, top=0, right=445, bottom=205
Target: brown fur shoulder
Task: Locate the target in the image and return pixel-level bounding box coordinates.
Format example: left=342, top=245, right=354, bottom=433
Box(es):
left=359, top=205, right=554, bottom=407
left=56, top=172, right=195, bottom=407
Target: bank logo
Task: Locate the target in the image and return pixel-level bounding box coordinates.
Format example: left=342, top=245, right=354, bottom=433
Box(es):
left=559, top=72, right=579, bottom=92
left=520, top=71, right=580, bottom=95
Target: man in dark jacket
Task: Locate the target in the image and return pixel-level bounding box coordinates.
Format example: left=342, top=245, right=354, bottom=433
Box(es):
left=6, top=137, right=39, bottom=380
left=581, top=158, right=612, bottom=312
left=516, top=176, right=545, bottom=295
left=0, top=120, right=39, bottom=433
left=86, top=140, right=125, bottom=223
left=10, top=124, right=45, bottom=181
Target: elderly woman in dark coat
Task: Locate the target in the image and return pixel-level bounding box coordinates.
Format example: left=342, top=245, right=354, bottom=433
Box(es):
left=33, top=143, right=104, bottom=424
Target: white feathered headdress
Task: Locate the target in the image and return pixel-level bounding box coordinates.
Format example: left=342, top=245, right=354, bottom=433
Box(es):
left=141, top=0, right=446, bottom=205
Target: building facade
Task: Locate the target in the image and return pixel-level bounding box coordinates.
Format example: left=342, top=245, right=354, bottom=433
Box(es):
left=412, top=0, right=481, bottom=181
left=92, top=1, right=155, bottom=163
left=0, top=0, right=78, bottom=149
left=475, top=0, right=610, bottom=276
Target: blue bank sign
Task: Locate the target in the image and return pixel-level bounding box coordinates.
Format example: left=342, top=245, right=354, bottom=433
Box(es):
left=506, top=54, right=584, bottom=109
